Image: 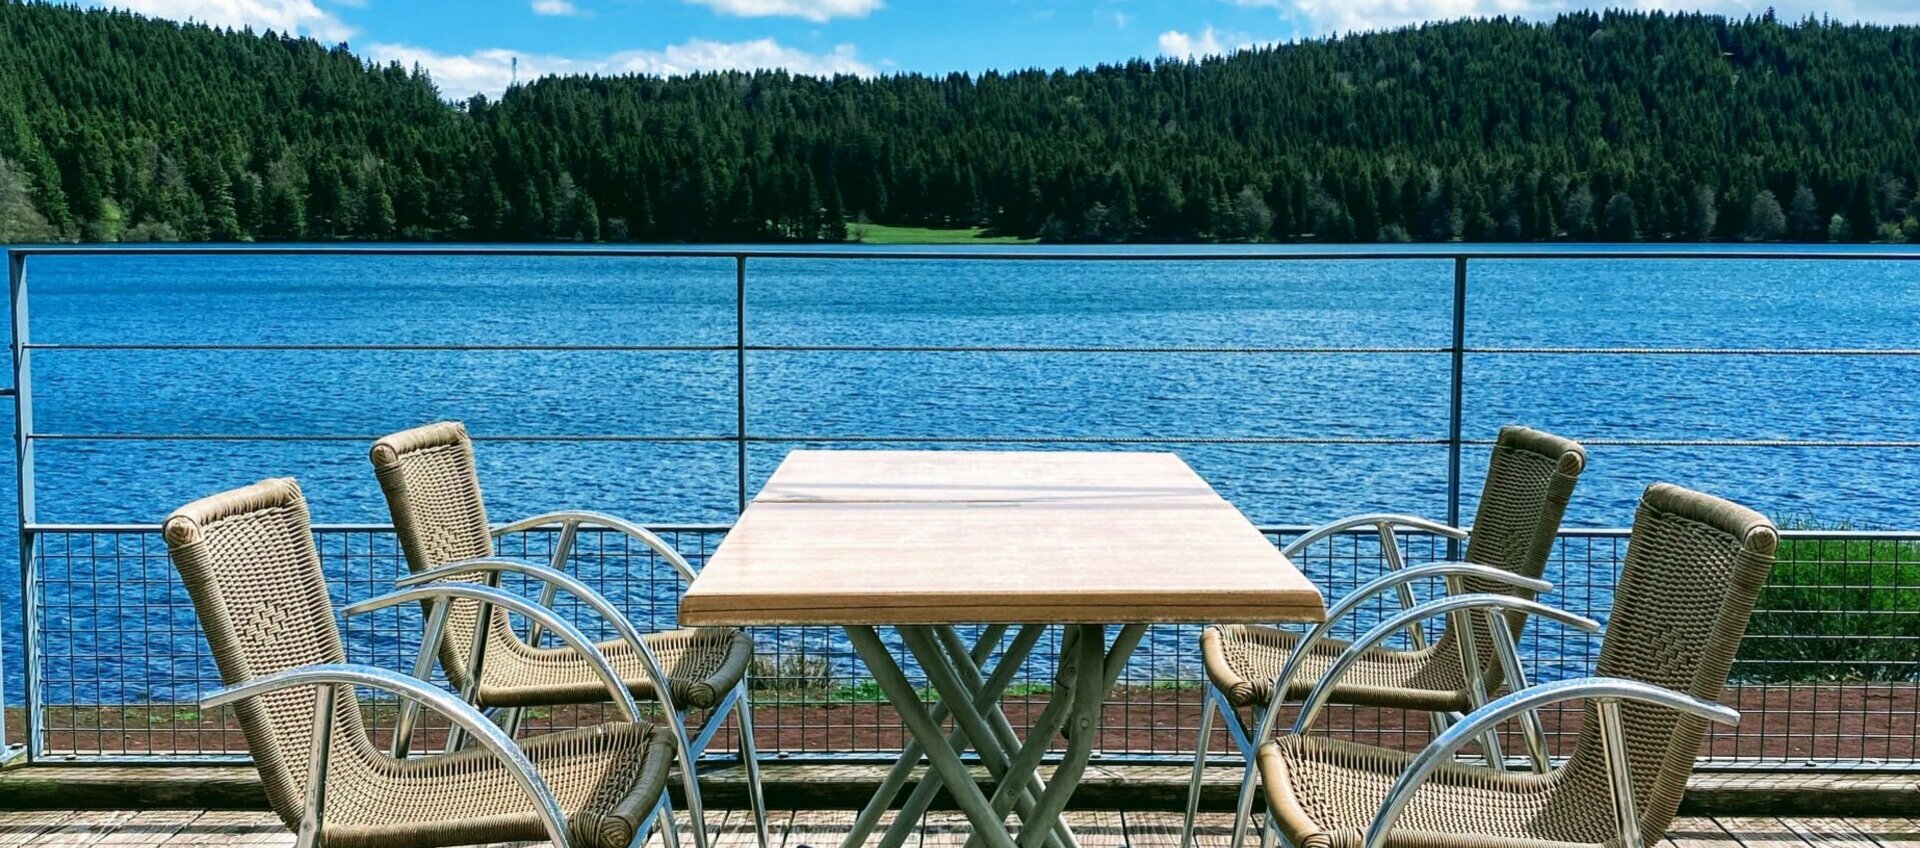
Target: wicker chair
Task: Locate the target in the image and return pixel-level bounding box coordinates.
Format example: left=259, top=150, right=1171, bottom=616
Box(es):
left=1254, top=483, right=1775, bottom=848
left=367, top=421, right=764, bottom=848
left=1186, top=426, right=1588, bottom=848
left=165, top=478, right=679, bottom=848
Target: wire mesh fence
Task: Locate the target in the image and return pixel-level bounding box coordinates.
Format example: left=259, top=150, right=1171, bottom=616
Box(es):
left=18, top=524, right=1916, bottom=770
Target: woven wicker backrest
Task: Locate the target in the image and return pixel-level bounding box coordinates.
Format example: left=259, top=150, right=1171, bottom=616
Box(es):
left=1563, top=483, right=1776, bottom=843
left=1432, top=426, right=1586, bottom=686
left=163, top=478, right=367, bottom=822
left=369, top=421, right=504, bottom=690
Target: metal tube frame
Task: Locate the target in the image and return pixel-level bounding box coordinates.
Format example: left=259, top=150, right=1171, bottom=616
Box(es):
left=7, top=250, right=29, bottom=764
left=1200, top=564, right=1553, bottom=848
left=1359, top=677, right=1740, bottom=848
left=355, top=562, right=723, bottom=848
left=202, top=663, right=583, bottom=848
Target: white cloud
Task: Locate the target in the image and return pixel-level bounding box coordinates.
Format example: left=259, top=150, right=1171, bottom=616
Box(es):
left=94, top=0, right=352, bottom=40
left=368, top=38, right=876, bottom=100
left=1229, top=0, right=1920, bottom=37
left=682, top=0, right=881, bottom=23
left=1157, top=26, right=1254, bottom=59
left=531, top=0, right=583, bottom=15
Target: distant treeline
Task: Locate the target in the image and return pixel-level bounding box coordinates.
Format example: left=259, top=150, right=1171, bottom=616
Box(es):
left=1, top=1, right=1918, bottom=244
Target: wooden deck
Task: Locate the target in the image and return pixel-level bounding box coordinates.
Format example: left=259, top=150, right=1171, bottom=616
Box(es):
left=0, top=810, right=1913, bottom=847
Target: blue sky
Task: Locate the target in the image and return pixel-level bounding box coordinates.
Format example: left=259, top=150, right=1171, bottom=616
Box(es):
left=91, top=0, right=1920, bottom=100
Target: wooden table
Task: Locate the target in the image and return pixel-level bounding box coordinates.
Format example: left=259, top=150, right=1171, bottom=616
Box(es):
left=682, top=450, right=1325, bottom=848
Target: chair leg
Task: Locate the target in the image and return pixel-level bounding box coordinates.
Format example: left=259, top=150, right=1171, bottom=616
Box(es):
left=498, top=706, right=525, bottom=738
left=1182, top=690, right=1219, bottom=848
left=732, top=684, right=772, bottom=848
left=659, top=796, right=683, bottom=848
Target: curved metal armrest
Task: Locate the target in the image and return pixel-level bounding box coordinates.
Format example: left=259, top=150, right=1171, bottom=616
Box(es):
left=1253, top=564, right=1553, bottom=735
left=1278, top=513, right=1468, bottom=558
left=202, top=663, right=570, bottom=848
left=389, top=557, right=684, bottom=722
left=342, top=581, right=643, bottom=722
left=493, top=510, right=698, bottom=586
left=1291, top=593, right=1601, bottom=734
left=1361, top=677, right=1739, bottom=848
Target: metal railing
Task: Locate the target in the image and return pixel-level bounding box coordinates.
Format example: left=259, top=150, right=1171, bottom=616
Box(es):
left=3, top=245, right=1918, bottom=772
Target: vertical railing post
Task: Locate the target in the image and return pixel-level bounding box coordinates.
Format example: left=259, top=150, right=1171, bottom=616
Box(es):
left=1445, top=256, right=1467, bottom=560
left=8, top=250, right=37, bottom=762
left=735, top=255, right=749, bottom=513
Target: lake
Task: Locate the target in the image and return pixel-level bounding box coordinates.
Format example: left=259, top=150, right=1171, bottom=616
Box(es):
left=5, top=242, right=1920, bottom=704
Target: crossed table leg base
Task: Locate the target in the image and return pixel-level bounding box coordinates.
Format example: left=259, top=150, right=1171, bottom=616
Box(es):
left=842, top=623, right=1148, bottom=848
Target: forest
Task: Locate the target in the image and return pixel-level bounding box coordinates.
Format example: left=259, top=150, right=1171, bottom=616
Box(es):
left=1, top=1, right=1918, bottom=244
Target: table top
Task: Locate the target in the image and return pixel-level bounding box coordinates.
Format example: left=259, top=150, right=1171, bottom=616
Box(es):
left=680, top=450, right=1325, bottom=627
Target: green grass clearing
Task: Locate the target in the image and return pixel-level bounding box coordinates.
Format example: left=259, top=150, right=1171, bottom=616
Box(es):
left=848, top=223, right=1035, bottom=244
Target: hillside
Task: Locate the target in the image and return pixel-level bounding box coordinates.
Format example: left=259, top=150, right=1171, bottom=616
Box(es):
left=1, top=1, right=1917, bottom=243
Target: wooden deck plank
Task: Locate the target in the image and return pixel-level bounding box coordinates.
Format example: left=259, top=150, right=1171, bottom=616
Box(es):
left=0, top=813, right=77, bottom=847
left=1066, top=811, right=1124, bottom=848
left=21, top=811, right=145, bottom=846
left=155, top=812, right=287, bottom=846
left=1717, top=817, right=1813, bottom=848
left=783, top=808, right=871, bottom=848
left=87, top=811, right=200, bottom=846
left=17, top=808, right=1920, bottom=848
left=1783, top=817, right=1886, bottom=848
left=1856, top=818, right=1920, bottom=848
left=1662, top=817, right=1737, bottom=848
left=1120, top=811, right=1236, bottom=848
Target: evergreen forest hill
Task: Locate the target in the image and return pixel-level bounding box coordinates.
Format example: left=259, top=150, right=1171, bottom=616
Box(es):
left=1, top=1, right=1918, bottom=244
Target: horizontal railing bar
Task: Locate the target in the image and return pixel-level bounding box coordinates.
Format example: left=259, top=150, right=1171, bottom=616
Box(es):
left=26, top=343, right=734, bottom=352
left=0, top=435, right=1786, bottom=449
left=25, top=522, right=734, bottom=534
left=26, top=433, right=737, bottom=443
left=11, top=245, right=1920, bottom=261
left=1469, top=347, right=1920, bottom=356
left=23, top=522, right=1920, bottom=540
left=749, top=435, right=1445, bottom=445
left=26, top=342, right=1920, bottom=357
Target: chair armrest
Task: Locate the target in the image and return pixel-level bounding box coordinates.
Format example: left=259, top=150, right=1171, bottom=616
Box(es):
left=1278, top=513, right=1469, bottom=558
left=1361, top=677, right=1739, bottom=848
left=1291, top=593, right=1601, bottom=735
left=391, top=557, right=686, bottom=721
left=342, top=582, right=643, bottom=723
left=202, top=663, right=570, bottom=848
left=493, top=510, right=698, bottom=586
left=1250, top=564, right=1552, bottom=741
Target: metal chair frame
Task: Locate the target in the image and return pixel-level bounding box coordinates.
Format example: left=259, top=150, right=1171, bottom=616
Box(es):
left=365, top=510, right=768, bottom=848
left=1183, top=515, right=1588, bottom=848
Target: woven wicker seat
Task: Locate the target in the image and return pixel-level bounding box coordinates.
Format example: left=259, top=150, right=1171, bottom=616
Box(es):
left=1203, top=625, right=1475, bottom=713
left=1203, top=426, right=1586, bottom=712
left=165, top=478, right=677, bottom=848
left=1257, top=483, right=1777, bottom=848
left=369, top=422, right=751, bottom=712
left=1186, top=427, right=1588, bottom=847
left=473, top=626, right=754, bottom=711
left=370, top=421, right=768, bottom=848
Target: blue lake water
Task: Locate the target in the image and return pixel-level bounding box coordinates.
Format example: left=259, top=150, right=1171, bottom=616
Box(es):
left=4, top=243, right=1919, bottom=705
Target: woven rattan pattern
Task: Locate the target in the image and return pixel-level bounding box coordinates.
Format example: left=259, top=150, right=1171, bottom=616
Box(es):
left=165, top=478, right=675, bottom=848
left=371, top=421, right=751, bottom=709
left=1203, top=426, right=1585, bottom=710
left=1257, top=483, right=1777, bottom=848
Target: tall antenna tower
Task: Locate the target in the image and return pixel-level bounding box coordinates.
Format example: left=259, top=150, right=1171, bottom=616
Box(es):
left=511, top=57, right=519, bottom=88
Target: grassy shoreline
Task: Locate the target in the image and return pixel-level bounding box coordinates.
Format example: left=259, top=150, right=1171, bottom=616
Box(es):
left=847, top=223, right=1036, bottom=245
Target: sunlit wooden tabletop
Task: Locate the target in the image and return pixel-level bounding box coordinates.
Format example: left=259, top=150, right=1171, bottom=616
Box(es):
left=681, top=450, right=1325, bottom=626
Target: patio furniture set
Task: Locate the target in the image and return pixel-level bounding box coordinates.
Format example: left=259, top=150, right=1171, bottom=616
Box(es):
left=160, top=423, right=1778, bottom=848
